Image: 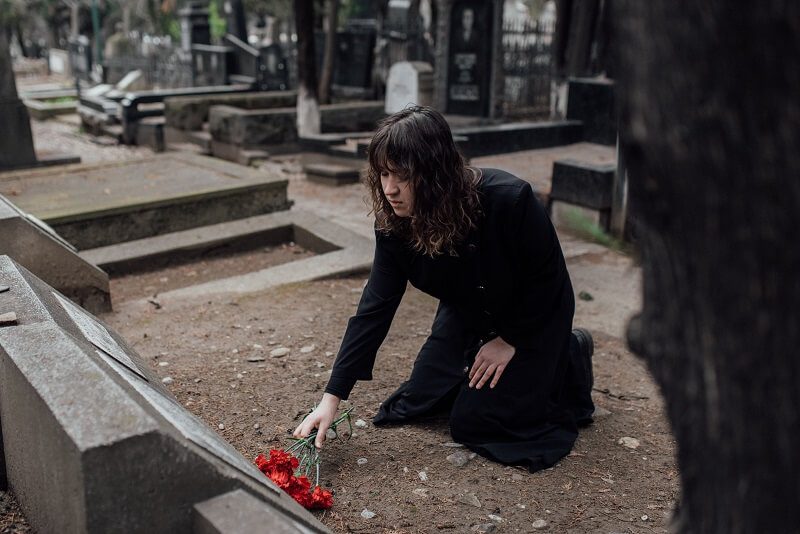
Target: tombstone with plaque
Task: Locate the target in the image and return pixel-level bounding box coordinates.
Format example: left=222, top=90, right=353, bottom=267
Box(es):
left=0, top=256, right=327, bottom=533
left=180, top=1, right=212, bottom=53
left=445, top=0, right=493, bottom=116
left=385, top=61, right=434, bottom=113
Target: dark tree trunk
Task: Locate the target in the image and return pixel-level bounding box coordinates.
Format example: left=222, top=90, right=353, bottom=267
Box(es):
left=294, top=0, right=320, bottom=135
left=318, top=0, right=339, bottom=105
left=615, top=1, right=800, bottom=532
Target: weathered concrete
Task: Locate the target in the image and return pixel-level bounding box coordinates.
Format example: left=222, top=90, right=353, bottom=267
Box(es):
left=24, top=97, right=77, bottom=120
left=209, top=101, right=386, bottom=149
left=148, top=210, right=373, bottom=303
left=303, top=163, right=361, bottom=186
left=0, top=152, right=291, bottom=250
left=79, top=209, right=344, bottom=274
left=165, top=90, right=298, bottom=131
left=210, top=105, right=298, bottom=147
left=194, top=490, right=313, bottom=534
left=0, top=256, right=328, bottom=533
left=0, top=195, right=110, bottom=313
left=550, top=158, right=616, bottom=210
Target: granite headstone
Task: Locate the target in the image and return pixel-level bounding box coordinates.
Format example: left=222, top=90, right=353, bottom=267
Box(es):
left=0, top=256, right=327, bottom=534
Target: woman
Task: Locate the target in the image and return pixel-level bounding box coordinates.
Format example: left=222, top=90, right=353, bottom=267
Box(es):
left=294, top=106, right=594, bottom=472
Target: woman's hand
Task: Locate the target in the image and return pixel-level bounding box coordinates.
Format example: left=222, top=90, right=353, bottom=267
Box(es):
left=468, top=336, right=516, bottom=389
left=293, top=393, right=341, bottom=448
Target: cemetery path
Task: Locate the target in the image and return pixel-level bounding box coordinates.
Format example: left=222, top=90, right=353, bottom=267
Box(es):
left=5, top=124, right=677, bottom=532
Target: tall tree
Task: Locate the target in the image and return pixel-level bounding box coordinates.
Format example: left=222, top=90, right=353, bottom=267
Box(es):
left=294, top=0, right=320, bottom=135
left=615, top=1, right=800, bottom=532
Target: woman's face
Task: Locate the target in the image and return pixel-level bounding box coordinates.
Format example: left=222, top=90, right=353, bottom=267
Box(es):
left=380, top=168, right=415, bottom=218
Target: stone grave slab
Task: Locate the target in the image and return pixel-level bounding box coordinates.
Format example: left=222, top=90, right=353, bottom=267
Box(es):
left=303, top=163, right=361, bottom=186
left=0, top=152, right=291, bottom=250
left=0, top=194, right=111, bottom=313
left=550, top=158, right=616, bottom=210
left=0, top=256, right=328, bottom=534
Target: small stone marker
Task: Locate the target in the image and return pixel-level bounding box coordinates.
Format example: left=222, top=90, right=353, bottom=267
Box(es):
left=247, top=355, right=266, bottom=362
left=385, top=61, right=434, bottom=114
left=360, top=509, right=376, bottom=519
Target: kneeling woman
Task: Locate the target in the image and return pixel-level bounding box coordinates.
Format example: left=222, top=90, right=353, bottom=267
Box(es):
left=295, top=106, right=594, bottom=472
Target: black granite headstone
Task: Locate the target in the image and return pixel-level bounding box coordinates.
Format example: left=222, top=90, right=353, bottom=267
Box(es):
left=0, top=26, right=37, bottom=171
left=179, top=1, right=212, bottom=53
left=446, top=0, right=492, bottom=116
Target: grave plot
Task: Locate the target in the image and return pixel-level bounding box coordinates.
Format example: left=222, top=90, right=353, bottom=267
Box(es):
left=0, top=152, right=291, bottom=250
left=0, top=256, right=328, bottom=533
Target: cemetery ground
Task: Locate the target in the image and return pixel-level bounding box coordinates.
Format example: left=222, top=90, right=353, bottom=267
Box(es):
left=0, top=122, right=678, bottom=533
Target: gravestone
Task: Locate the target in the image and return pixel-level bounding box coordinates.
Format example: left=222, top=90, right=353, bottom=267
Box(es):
left=0, top=195, right=111, bottom=313
left=0, top=26, right=37, bottom=170
left=0, top=256, right=327, bottom=534
left=258, top=44, right=289, bottom=91
left=180, top=1, right=212, bottom=53
left=446, top=0, right=493, bottom=116
left=333, top=25, right=377, bottom=91
left=385, top=61, right=434, bottom=113
left=68, top=36, right=93, bottom=82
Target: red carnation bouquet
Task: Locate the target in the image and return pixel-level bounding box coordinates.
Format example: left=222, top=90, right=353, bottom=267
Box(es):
left=254, top=407, right=352, bottom=510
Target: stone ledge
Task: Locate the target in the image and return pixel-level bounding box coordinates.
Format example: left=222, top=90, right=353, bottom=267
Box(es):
left=550, top=158, right=616, bottom=210
left=303, top=163, right=362, bottom=186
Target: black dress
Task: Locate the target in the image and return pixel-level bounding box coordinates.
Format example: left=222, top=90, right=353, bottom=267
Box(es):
left=325, top=168, right=593, bottom=472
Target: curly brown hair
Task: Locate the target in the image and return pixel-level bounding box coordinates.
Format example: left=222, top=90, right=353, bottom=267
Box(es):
left=366, top=106, right=481, bottom=256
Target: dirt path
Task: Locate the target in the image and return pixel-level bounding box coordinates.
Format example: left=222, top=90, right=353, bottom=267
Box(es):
left=99, top=241, right=677, bottom=534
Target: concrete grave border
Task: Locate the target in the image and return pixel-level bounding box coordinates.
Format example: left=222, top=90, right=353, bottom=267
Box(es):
left=79, top=209, right=374, bottom=303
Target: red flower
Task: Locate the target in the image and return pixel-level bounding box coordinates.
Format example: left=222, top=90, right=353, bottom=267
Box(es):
left=308, top=486, right=334, bottom=509
left=254, top=450, right=334, bottom=510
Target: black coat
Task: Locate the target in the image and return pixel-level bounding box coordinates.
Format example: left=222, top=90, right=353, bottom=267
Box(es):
left=326, top=168, right=575, bottom=400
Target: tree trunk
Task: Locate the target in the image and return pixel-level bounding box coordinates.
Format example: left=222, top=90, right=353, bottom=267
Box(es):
left=294, top=0, right=320, bottom=136
left=615, top=1, right=800, bottom=532
left=318, top=0, right=339, bottom=105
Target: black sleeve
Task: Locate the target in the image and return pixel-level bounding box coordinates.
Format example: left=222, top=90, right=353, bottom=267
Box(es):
left=324, top=231, right=408, bottom=400
left=498, top=182, right=574, bottom=350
